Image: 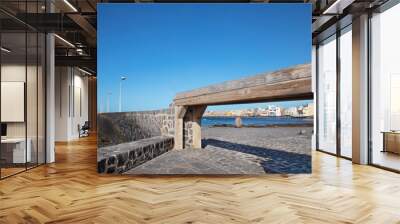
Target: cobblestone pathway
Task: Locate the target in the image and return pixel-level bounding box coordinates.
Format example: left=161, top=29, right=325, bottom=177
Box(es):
left=125, top=127, right=312, bottom=175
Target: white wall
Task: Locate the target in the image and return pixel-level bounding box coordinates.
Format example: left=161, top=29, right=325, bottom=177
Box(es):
left=55, top=67, right=69, bottom=141
left=71, top=72, right=89, bottom=138
left=55, top=67, right=89, bottom=141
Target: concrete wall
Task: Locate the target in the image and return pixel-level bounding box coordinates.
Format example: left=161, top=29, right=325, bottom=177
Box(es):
left=97, top=107, right=175, bottom=148
left=55, top=67, right=89, bottom=141
left=97, top=136, right=174, bottom=174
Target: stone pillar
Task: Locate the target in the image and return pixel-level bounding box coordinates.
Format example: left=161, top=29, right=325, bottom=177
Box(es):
left=352, top=14, right=369, bottom=164
left=191, top=106, right=207, bottom=149
left=174, top=105, right=187, bottom=150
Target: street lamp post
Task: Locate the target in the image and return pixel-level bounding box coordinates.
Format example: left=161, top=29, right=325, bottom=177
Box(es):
left=119, top=76, right=127, bottom=112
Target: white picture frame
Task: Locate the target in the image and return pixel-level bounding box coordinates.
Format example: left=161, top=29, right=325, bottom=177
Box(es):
left=1, top=81, right=25, bottom=122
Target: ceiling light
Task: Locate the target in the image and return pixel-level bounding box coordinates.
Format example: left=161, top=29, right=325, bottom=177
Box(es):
left=323, top=0, right=355, bottom=15
left=78, top=67, right=93, bottom=76
left=63, top=0, right=78, bottom=12
left=1, top=47, right=11, bottom=53
left=54, top=34, right=75, bottom=48
left=76, top=48, right=85, bottom=55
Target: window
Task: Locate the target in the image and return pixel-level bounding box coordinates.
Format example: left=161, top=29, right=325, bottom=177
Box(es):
left=370, top=2, right=400, bottom=171
left=339, top=25, right=352, bottom=158
left=317, top=35, right=337, bottom=154
left=0, top=2, right=46, bottom=179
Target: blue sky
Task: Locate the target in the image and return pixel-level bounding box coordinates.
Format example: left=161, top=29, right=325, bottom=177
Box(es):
left=98, top=3, right=312, bottom=112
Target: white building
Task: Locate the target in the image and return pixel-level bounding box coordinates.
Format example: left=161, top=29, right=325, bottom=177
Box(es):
left=266, top=105, right=282, bottom=116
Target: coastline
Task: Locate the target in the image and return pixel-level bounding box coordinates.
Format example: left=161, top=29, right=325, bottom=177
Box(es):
left=206, top=123, right=313, bottom=128
left=203, top=115, right=314, bottom=119
left=202, top=116, right=313, bottom=128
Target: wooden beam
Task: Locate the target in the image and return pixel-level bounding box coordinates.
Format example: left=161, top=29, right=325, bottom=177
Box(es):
left=174, top=64, right=312, bottom=106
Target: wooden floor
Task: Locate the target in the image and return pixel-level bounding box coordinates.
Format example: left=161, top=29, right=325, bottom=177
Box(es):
left=1, top=167, right=26, bottom=178
left=372, top=151, right=400, bottom=171
left=1, top=135, right=400, bottom=223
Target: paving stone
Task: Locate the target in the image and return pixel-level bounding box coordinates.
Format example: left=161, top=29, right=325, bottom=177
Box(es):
left=125, top=127, right=312, bottom=175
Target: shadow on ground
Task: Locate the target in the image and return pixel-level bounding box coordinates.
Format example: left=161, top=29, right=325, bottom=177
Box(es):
left=202, top=138, right=311, bottom=174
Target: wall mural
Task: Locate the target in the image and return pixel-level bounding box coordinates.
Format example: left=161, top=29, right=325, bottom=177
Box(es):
left=97, top=3, right=313, bottom=175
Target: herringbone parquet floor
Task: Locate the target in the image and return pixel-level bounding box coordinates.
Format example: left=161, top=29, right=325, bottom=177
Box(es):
left=1, top=135, right=400, bottom=224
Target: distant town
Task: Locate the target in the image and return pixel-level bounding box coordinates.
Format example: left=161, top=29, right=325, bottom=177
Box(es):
left=204, top=103, right=314, bottom=118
